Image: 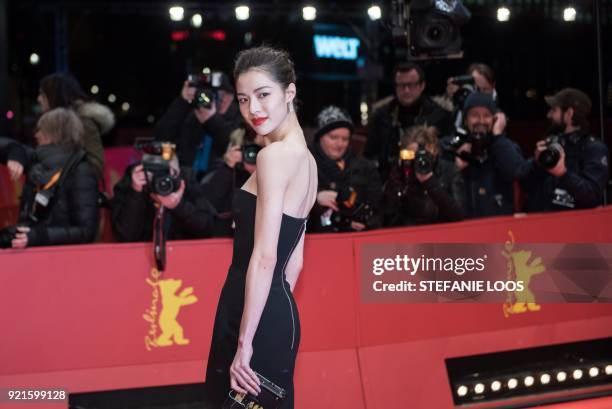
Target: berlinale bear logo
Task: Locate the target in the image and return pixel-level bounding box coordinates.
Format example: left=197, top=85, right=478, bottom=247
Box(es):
left=143, top=268, right=198, bottom=351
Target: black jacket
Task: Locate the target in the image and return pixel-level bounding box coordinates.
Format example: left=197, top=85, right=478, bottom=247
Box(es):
left=153, top=97, right=243, bottom=169
left=382, top=157, right=465, bottom=226
left=110, top=164, right=217, bottom=242
left=521, top=131, right=609, bottom=212
left=0, top=140, right=100, bottom=247
left=364, top=95, right=454, bottom=178
left=308, top=144, right=383, bottom=233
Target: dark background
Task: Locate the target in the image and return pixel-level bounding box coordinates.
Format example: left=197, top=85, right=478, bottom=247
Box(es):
left=3, top=0, right=612, bottom=150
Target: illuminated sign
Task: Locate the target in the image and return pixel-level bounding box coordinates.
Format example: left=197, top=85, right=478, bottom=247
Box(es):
left=313, top=35, right=361, bottom=60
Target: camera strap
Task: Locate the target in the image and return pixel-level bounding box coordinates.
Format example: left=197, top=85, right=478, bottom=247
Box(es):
left=153, top=205, right=167, bottom=272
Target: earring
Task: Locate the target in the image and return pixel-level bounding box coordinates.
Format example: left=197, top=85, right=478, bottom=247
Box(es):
left=288, top=101, right=294, bottom=113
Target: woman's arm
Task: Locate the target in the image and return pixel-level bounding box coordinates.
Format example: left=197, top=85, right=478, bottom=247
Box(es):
left=230, top=144, right=294, bottom=396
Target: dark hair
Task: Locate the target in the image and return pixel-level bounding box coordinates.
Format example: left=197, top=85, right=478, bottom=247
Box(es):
left=234, top=46, right=296, bottom=89
left=467, top=63, right=495, bottom=85
left=393, top=62, right=425, bottom=83
left=401, top=125, right=439, bottom=155
left=39, top=73, right=89, bottom=109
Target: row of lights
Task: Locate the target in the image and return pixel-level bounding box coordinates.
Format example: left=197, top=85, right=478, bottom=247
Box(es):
left=168, top=4, right=383, bottom=24
left=456, top=364, right=612, bottom=399
left=90, top=85, right=130, bottom=112
left=497, top=6, right=577, bottom=22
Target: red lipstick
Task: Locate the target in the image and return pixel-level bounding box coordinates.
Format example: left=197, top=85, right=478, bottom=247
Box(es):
left=252, top=117, right=268, bottom=126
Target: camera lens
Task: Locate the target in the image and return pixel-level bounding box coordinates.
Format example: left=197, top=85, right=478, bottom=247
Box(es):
left=539, top=147, right=560, bottom=169
left=154, top=176, right=175, bottom=196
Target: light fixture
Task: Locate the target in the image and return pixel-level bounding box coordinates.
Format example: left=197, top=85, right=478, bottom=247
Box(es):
left=490, top=380, right=502, bottom=392
left=474, top=383, right=485, bottom=394
left=191, top=13, right=203, bottom=28
left=235, top=5, right=250, bottom=20
left=368, top=4, right=382, bottom=20
left=497, top=7, right=510, bottom=22
left=169, top=6, right=184, bottom=22
left=589, top=367, right=599, bottom=378
left=563, top=7, right=576, bottom=22
left=29, top=53, right=40, bottom=65
left=90, top=85, right=99, bottom=95
left=572, top=369, right=583, bottom=380
left=108, top=94, right=116, bottom=103
left=121, top=102, right=130, bottom=112
left=540, top=374, right=551, bottom=385
left=507, top=378, right=518, bottom=389
left=524, top=376, right=535, bottom=387
left=605, top=365, right=612, bottom=375
left=457, top=385, right=468, bottom=397
left=557, top=371, right=567, bottom=382
left=302, top=6, right=316, bottom=21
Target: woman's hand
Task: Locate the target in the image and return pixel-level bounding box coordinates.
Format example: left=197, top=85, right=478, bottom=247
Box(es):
left=316, top=190, right=339, bottom=211
left=230, top=343, right=261, bottom=396
left=11, top=226, right=30, bottom=249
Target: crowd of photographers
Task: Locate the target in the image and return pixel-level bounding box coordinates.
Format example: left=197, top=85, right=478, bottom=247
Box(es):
left=0, top=61, right=609, bottom=249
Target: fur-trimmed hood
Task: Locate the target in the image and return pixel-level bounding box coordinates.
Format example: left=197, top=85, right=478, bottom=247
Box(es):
left=76, top=101, right=115, bottom=134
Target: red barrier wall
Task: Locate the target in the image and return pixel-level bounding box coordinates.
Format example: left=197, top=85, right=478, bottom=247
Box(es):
left=1, top=207, right=612, bottom=409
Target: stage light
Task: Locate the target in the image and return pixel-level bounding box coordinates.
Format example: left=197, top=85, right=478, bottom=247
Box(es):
left=191, top=13, right=203, bottom=28
left=572, top=369, right=583, bottom=380
left=589, top=367, right=599, bottom=377
left=524, top=376, right=535, bottom=387
left=474, top=383, right=485, bottom=394
left=202, top=67, right=211, bottom=74
left=236, top=5, right=249, bottom=20
left=29, top=53, right=40, bottom=65
left=507, top=378, right=518, bottom=389
left=496, top=7, right=510, bottom=22
left=90, top=85, right=99, bottom=95
left=540, top=374, right=551, bottom=384
left=490, top=380, right=501, bottom=392
left=6, top=110, right=14, bottom=120
left=303, top=6, right=316, bottom=21
left=606, top=365, right=612, bottom=375
left=108, top=94, right=116, bottom=103
left=557, top=371, right=567, bottom=382
left=457, top=385, right=468, bottom=397
left=368, top=5, right=382, bottom=20
left=169, top=6, right=184, bottom=22
left=121, top=102, right=130, bottom=112
left=563, top=7, right=576, bottom=22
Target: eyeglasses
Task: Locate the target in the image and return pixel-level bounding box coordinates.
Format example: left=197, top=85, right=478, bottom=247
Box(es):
left=395, top=81, right=423, bottom=90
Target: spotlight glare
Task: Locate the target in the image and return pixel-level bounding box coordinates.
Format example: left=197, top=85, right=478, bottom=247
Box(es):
left=557, top=371, right=567, bottom=382
left=29, top=53, right=40, bottom=65
left=507, top=378, right=518, bottom=389
left=368, top=5, right=382, bottom=21
left=108, top=94, right=116, bottom=103
left=563, top=7, right=576, bottom=22
left=90, top=85, right=99, bottom=95
left=457, top=385, right=468, bottom=397
left=191, top=13, right=203, bottom=28
left=302, top=6, right=316, bottom=21
left=235, top=5, right=250, bottom=20
left=121, top=102, right=130, bottom=112
left=490, top=381, right=502, bottom=392
left=540, top=374, right=551, bottom=384
left=573, top=369, right=583, bottom=380
left=589, top=367, right=599, bottom=378
left=524, top=376, right=535, bottom=387
left=474, top=383, right=485, bottom=394
left=605, top=365, right=612, bottom=375
left=497, top=7, right=510, bottom=22
left=169, top=6, right=185, bottom=22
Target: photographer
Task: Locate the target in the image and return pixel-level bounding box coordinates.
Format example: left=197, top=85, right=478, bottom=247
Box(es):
left=0, top=108, right=100, bottom=248
left=308, top=106, right=383, bottom=233
left=521, top=88, right=609, bottom=211
left=153, top=72, right=243, bottom=176
left=199, top=129, right=263, bottom=237
left=383, top=125, right=464, bottom=226
left=110, top=142, right=216, bottom=242
left=443, top=92, right=525, bottom=218
left=365, top=62, right=454, bottom=179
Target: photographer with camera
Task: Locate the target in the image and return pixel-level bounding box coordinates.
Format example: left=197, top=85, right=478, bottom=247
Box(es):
left=365, top=62, right=454, bottom=179
left=521, top=88, right=609, bottom=211
left=308, top=106, right=382, bottom=233
left=443, top=92, right=525, bottom=218
left=0, top=108, right=100, bottom=248
left=153, top=71, right=243, bottom=177
left=199, top=128, right=263, bottom=237
left=110, top=141, right=216, bottom=242
left=382, top=125, right=464, bottom=226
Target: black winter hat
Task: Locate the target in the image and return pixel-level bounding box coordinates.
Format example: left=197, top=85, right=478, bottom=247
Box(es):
left=313, top=106, right=354, bottom=140
left=462, top=92, right=497, bottom=116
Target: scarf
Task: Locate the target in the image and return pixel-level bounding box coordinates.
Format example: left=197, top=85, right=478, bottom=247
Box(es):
left=310, top=141, right=352, bottom=191
left=29, top=144, right=75, bottom=187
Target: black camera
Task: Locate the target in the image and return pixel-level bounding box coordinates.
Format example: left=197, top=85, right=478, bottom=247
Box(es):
left=187, top=71, right=223, bottom=109
left=241, top=143, right=261, bottom=166
left=445, top=127, right=492, bottom=164
left=449, top=74, right=475, bottom=109
left=538, top=135, right=562, bottom=169
left=398, top=145, right=435, bottom=179
left=135, top=140, right=181, bottom=197
left=326, top=187, right=375, bottom=231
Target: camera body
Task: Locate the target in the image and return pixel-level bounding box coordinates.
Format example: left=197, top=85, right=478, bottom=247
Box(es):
left=538, top=135, right=562, bottom=169
left=398, top=144, right=435, bottom=179
left=322, top=186, right=375, bottom=231
left=187, top=71, right=223, bottom=109
left=135, top=140, right=181, bottom=196
left=241, top=143, right=261, bottom=166
left=446, top=127, right=492, bottom=164
left=449, top=74, right=475, bottom=109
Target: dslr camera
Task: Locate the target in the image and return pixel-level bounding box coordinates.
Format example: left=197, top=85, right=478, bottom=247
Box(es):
left=187, top=71, right=224, bottom=109
left=445, top=127, right=492, bottom=165
left=398, top=144, right=435, bottom=180
left=135, top=140, right=181, bottom=196
left=449, top=74, right=475, bottom=110
left=538, top=135, right=563, bottom=169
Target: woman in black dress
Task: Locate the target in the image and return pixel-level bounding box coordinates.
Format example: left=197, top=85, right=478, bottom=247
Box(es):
left=204, top=47, right=317, bottom=408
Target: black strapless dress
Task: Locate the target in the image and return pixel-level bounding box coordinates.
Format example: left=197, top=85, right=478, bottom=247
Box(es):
left=204, top=189, right=307, bottom=409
